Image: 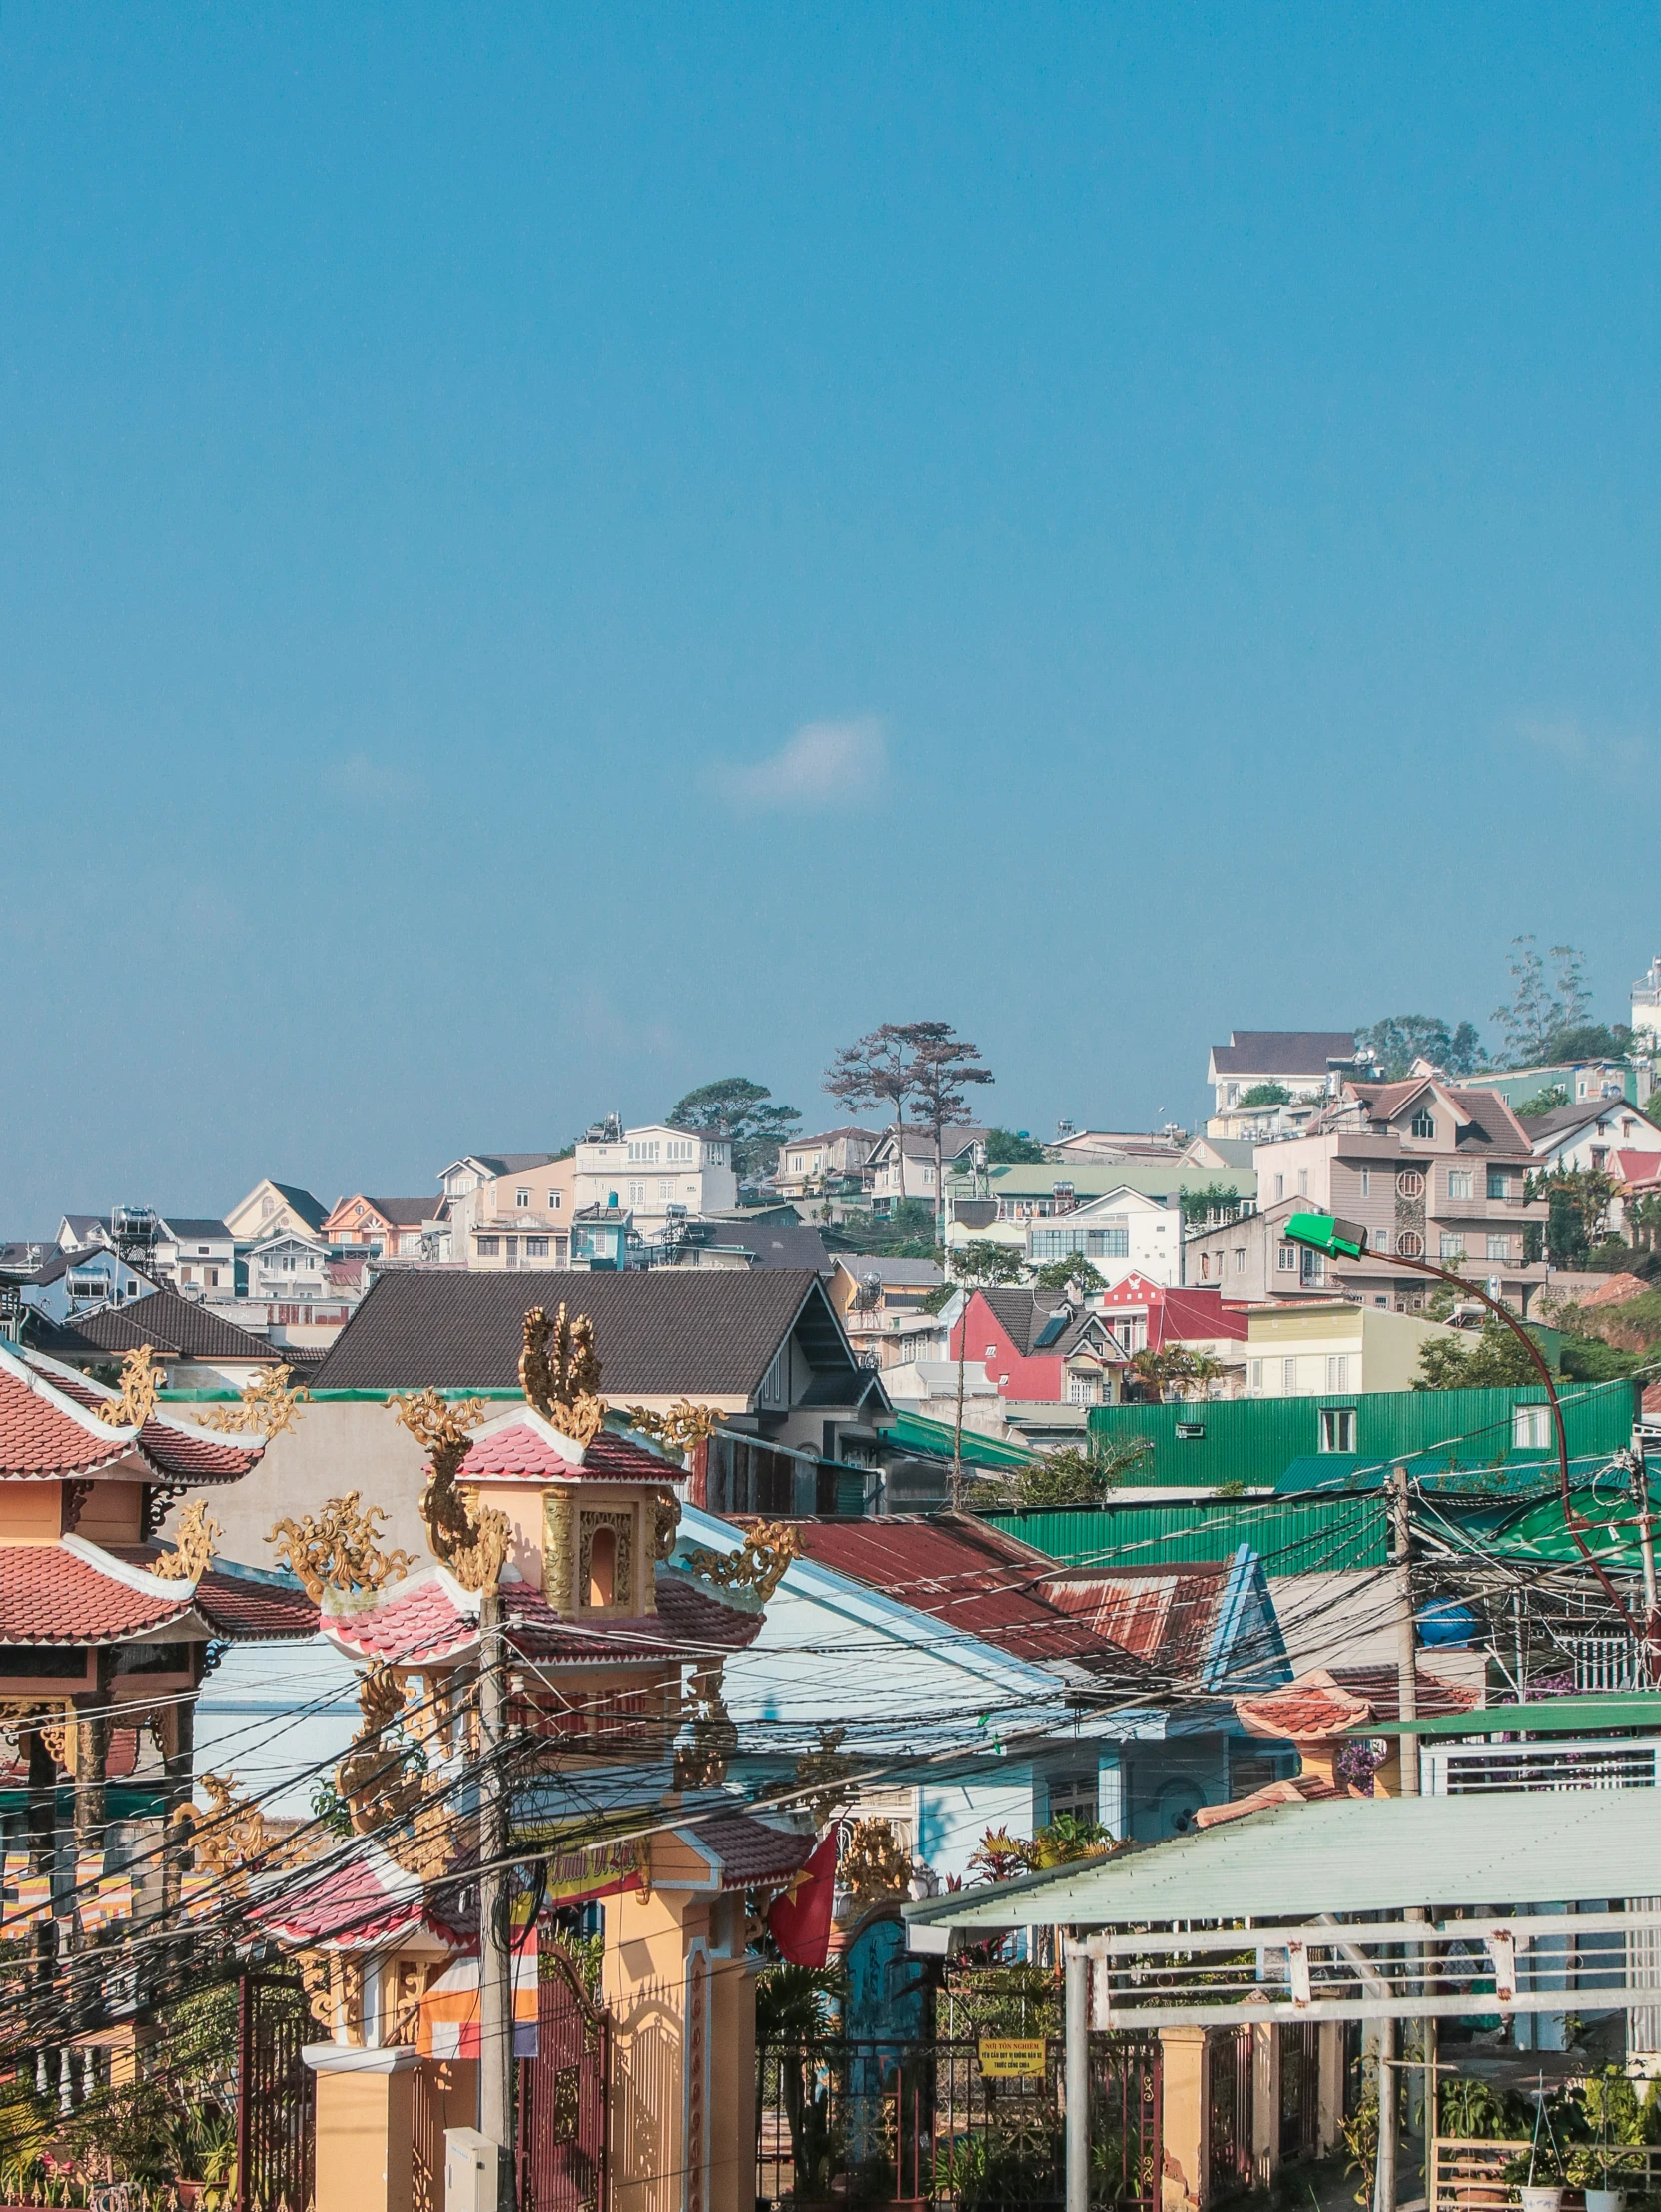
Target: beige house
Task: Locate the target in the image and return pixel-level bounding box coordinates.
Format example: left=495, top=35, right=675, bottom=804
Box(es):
left=222, top=1178, right=330, bottom=1242
left=1251, top=1076, right=1547, bottom=1311
left=868, top=1124, right=988, bottom=1215
left=572, top=1121, right=736, bottom=1237
left=772, top=1126, right=880, bottom=1202
left=1244, top=1300, right=1463, bottom=1402
left=438, top=1152, right=575, bottom=1268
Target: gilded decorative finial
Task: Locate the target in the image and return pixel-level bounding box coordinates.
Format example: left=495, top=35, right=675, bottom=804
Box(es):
left=388, top=1389, right=509, bottom=1592
left=520, top=1305, right=607, bottom=1446
left=95, top=1345, right=162, bottom=1430
left=153, top=1499, right=222, bottom=1583
left=267, top=1492, right=415, bottom=1603
left=621, top=1398, right=723, bottom=1461
left=199, top=1364, right=311, bottom=1438
left=682, top=1520, right=799, bottom=1603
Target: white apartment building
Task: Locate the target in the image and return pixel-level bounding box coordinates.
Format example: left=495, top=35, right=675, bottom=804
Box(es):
left=572, top=1122, right=736, bottom=1238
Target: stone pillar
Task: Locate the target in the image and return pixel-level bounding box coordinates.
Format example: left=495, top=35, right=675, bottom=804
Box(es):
left=1158, top=2025, right=1210, bottom=2212
left=1250, top=2024, right=1279, bottom=2189
left=706, top=1898, right=756, bottom=2212
left=303, top=2046, right=419, bottom=2212
left=1317, top=2022, right=1346, bottom=2154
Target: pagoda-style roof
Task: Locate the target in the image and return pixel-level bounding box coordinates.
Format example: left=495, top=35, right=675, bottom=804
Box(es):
left=455, top=1405, right=679, bottom=1485
left=0, top=1535, right=318, bottom=1648
left=6, top=1346, right=265, bottom=1486
left=321, top=1562, right=765, bottom=1671
left=255, top=1838, right=471, bottom=1952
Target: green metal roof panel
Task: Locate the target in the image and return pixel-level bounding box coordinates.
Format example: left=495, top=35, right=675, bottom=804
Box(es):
left=980, top=1496, right=1387, bottom=1575
left=1358, top=1694, right=1661, bottom=1739
left=882, top=1411, right=1038, bottom=1471
left=1085, top=1380, right=1636, bottom=1493
left=903, top=1790, right=1661, bottom=1929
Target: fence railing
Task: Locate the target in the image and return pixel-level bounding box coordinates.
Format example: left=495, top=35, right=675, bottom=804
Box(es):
left=1431, top=2138, right=1661, bottom=2212
left=1424, top=1737, right=1661, bottom=1795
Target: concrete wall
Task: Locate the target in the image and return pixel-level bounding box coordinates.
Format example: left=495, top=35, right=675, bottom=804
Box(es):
left=172, top=1399, right=439, bottom=1568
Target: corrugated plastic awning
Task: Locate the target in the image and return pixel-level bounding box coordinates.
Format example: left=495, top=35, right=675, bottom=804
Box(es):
left=902, top=1790, right=1661, bottom=1929
left=1357, top=1694, right=1661, bottom=1738
left=880, top=1411, right=1037, bottom=1470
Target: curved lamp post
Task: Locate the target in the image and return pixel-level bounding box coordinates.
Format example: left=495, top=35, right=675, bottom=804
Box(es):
left=1282, top=1212, right=1655, bottom=1672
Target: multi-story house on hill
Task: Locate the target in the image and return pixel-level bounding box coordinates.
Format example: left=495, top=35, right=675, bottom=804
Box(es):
left=322, top=1194, right=450, bottom=1258
left=1206, top=1031, right=1360, bottom=1141
left=222, top=1180, right=330, bottom=1242
left=437, top=1152, right=575, bottom=1267
left=867, top=1125, right=988, bottom=1216
left=1241, top=1077, right=1547, bottom=1312
left=772, top=1127, right=881, bottom=1203
left=571, top=1120, right=736, bottom=1238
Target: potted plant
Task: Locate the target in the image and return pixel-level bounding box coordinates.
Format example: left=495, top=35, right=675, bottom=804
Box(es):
left=1503, top=2138, right=1566, bottom=2212
left=1565, top=2143, right=1641, bottom=2212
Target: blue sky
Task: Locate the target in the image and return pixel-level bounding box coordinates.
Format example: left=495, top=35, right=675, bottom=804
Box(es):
left=3, top=6, right=1659, bottom=1222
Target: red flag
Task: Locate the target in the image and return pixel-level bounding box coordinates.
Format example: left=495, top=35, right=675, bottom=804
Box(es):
left=767, top=1829, right=838, bottom=1966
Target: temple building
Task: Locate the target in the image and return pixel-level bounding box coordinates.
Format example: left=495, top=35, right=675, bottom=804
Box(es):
left=0, top=1341, right=316, bottom=1872
left=264, top=1309, right=815, bottom=2212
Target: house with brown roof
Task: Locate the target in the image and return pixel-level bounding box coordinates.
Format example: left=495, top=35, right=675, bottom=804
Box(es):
left=1246, top=1077, right=1548, bottom=1311
left=866, top=1123, right=988, bottom=1216
left=948, top=1285, right=1129, bottom=1411
left=27, top=1283, right=288, bottom=1390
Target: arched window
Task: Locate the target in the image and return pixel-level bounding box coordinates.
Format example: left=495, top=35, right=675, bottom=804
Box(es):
left=587, top=1525, right=616, bottom=1608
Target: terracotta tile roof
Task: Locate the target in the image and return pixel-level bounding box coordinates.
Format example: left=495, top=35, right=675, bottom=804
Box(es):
left=111, top=1551, right=318, bottom=1641
left=1194, top=1774, right=1341, bottom=1829
left=1612, top=1154, right=1661, bottom=1190
left=1235, top=1664, right=1480, bottom=1741
left=255, top=1842, right=469, bottom=1949
left=322, top=1566, right=764, bottom=1670
left=458, top=1410, right=677, bottom=1485
left=678, top=1809, right=811, bottom=1889
left=0, top=1542, right=196, bottom=1644
left=26, top=1358, right=263, bottom=1485
left=0, top=1365, right=131, bottom=1479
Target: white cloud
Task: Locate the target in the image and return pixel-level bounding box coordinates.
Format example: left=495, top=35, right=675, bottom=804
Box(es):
left=321, top=750, right=425, bottom=804
left=1514, top=712, right=1649, bottom=769
left=716, top=717, right=888, bottom=811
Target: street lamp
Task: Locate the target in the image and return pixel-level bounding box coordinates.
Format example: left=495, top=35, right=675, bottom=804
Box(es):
left=1280, top=1212, right=1655, bottom=1671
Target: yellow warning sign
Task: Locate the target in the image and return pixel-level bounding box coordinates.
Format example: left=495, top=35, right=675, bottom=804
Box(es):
left=978, top=2036, right=1047, bottom=2077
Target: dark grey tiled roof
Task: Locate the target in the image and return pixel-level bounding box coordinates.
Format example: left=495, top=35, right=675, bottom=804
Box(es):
left=311, top=1267, right=845, bottom=1395
left=977, top=1287, right=1109, bottom=1359
left=32, top=1287, right=280, bottom=1364
left=160, top=1217, right=233, bottom=1241
left=1212, top=1031, right=1357, bottom=1076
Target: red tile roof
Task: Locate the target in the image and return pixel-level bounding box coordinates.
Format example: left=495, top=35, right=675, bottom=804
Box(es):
left=23, top=1355, right=264, bottom=1485
left=1095, top=1277, right=1249, bottom=1347
left=256, top=1843, right=469, bottom=1949
left=678, top=1810, right=812, bottom=1890
left=0, top=1543, right=196, bottom=1644
left=112, top=1550, right=318, bottom=1641
left=323, top=1566, right=763, bottom=1669
left=1612, top=1153, right=1661, bottom=1189
left=1235, top=1664, right=1480, bottom=1742
left=0, top=1366, right=131, bottom=1480
left=458, top=1411, right=678, bottom=1485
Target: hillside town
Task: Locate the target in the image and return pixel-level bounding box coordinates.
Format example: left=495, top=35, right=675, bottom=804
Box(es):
left=6, top=945, right=1661, bottom=2212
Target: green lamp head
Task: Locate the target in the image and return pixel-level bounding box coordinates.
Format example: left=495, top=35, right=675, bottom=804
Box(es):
left=1283, top=1211, right=1369, bottom=1261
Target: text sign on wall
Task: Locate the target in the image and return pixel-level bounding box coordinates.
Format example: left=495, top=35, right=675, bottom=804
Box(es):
left=978, top=2037, right=1047, bottom=2078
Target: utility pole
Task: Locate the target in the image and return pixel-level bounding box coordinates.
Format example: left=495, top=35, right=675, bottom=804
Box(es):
left=1389, top=1468, right=1418, bottom=1796
left=476, top=1584, right=513, bottom=2202
left=1628, top=1435, right=1660, bottom=1685
left=1064, top=1939, right=1089, bottom=2212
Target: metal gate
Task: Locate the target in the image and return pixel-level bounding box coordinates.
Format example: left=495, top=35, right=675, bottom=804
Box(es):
left=1207, top=2026, right=1253, bottom=2202
left=235, top=1973, right=315, bottom=2212
left=757, top=2032, right=1161, bottom=2211
left=518, top=1950, right=612, bottom=2212
left=1278, top=2023, right=1320, bottom=2161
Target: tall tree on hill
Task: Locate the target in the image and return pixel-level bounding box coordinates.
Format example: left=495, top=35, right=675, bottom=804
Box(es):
left=1355, top=1016, right=1487, bottom=1080
left=669, top=1077, right=802, bottom=1185
left=826, top=1021, right=993, bottom=1245
left=1492, top=938, right=1593, bottom=1066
